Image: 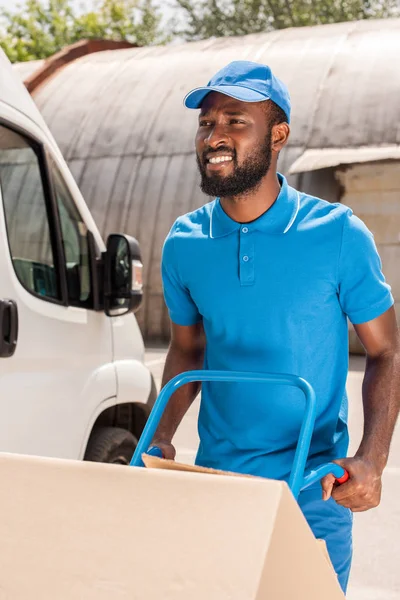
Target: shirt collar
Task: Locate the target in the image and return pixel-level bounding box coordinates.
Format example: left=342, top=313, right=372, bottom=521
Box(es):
left=209, top=173, right=300, bottom=239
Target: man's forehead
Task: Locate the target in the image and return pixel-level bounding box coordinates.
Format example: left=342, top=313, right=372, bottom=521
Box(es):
left=199, top=92, right=255, bottom=116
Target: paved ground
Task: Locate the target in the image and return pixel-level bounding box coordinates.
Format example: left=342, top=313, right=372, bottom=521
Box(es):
left=145, top=347, right=399, bottom=598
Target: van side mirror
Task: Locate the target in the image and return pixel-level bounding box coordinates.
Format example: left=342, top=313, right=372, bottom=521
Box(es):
left=104, top=234, right=143, bottom=317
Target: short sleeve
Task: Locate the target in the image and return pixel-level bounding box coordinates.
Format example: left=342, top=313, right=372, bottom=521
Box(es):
left=338, top=212, right=394, bottom=324
left=161, top=224, right=202, bottom=326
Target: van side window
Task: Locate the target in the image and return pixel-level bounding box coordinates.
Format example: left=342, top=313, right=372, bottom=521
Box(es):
left=49, top=157, right=92, bottom=306
left=0, top=125, right=60, bottom=300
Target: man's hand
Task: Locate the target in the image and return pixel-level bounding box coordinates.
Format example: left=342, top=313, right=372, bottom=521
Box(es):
left=150, top=440, right=176, bottom=461
left=321, top=456, right=382, bottom=512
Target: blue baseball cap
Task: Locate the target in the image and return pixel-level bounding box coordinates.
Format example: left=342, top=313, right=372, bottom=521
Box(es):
left=183, top=60, right=290, bottom=123
left=184, top=60, right=291, bottom=123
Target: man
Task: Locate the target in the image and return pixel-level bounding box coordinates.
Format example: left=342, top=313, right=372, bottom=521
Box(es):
left=152, top=61, right=400, bottom=593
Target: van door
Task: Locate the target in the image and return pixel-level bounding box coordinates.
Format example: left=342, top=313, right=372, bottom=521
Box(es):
left=0, top=121, right=116, bottom=459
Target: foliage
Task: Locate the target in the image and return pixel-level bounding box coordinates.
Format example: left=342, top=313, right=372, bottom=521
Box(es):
left=0, top=0, right=165, bottom=63
left=174, top=0, right=400, bottom=40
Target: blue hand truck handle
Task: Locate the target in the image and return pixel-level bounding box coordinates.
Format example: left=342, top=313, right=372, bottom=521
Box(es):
left=130, top=370, right=348, bottom=499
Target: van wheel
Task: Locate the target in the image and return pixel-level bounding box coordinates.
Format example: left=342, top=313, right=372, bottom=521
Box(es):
left=84, top=427, right=137, bottom=465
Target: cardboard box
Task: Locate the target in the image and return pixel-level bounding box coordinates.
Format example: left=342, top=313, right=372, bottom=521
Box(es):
left=0, top=452, right=345, bottom=599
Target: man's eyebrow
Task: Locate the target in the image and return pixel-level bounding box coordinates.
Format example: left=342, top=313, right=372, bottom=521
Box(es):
left=199, top=110, right=248, bottom=119
left=224, top=110, right=247, bottom=116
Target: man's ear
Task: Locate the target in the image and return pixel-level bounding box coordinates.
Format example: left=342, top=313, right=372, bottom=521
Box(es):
left=271, top=123, right=290, bottom=152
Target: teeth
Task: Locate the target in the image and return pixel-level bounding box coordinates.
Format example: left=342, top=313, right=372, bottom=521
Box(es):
left=208, top=156, right=233, bottom=164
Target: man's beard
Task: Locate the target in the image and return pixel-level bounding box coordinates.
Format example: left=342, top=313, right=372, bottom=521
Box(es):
left=196, top=132, right=273, bottom=198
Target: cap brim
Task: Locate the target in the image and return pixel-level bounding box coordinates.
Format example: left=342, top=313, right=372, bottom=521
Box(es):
left=183, top=85, right=270, bottom=109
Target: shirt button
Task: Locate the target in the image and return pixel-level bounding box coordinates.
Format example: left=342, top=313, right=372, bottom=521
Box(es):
left=242, top=227, right=248, bottom=233
left=242, top=255, right=249, bottom=262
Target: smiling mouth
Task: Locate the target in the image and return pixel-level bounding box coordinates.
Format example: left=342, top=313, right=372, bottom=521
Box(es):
left=207, top=155, right=233, bottom=165
left=205, top=155, right=234, bottom=172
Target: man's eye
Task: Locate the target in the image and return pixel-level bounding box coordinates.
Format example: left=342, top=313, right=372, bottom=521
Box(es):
left=230, top=119, right=245, bottom=125
left=199, top=121, right=212, bottom=127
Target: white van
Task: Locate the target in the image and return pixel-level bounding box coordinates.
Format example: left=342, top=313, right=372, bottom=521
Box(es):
left=0, top=50, right=156, bottom=464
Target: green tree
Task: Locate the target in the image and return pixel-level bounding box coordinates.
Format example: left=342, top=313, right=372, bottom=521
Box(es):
left=0, top=0, right=165, bottom=63
left=74, top=0, right=163, bottom=47
left=175, top=0, right=400, bottom=40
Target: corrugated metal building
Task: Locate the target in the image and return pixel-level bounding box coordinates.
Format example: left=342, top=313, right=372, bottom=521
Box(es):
left=15, top=18, right=400, bottom=346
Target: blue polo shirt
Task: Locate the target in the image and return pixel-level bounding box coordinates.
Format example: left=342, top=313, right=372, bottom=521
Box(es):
left=161, top=174, right=394, bottom=481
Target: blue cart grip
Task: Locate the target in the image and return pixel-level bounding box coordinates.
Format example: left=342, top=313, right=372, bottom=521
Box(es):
left=136, top=445, right=163, bottom=467
left=300, top=463, right=349, bottom=491
left=147, top=446, right=163, bottom=458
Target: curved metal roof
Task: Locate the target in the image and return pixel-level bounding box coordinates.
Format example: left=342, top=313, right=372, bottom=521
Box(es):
left=13, top=59, right=46, bottom=82
left=25, top=18, right=400, bottom=339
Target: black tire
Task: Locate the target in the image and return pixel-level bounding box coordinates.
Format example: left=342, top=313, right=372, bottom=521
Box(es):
left=84, top=426, right=137, bottom=465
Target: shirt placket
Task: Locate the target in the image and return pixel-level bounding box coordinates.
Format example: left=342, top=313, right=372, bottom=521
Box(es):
left=239, top=226, right=254, bottom=286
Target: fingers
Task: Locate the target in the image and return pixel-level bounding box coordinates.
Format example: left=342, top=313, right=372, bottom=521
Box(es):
left=160, top=442, right=176, bottom=461
left=332, top=480, right=381, bottom=509
left=332, top=493, right=378, bottom=512
left=163, top=445, right=176, bottom=460
left=150, top=440, right=176, bottom=461
left=320, top=473, right=336, bottom=501
left=331, top=480, right=357, bottom=503
left=329, top=457, right=382, bottom=511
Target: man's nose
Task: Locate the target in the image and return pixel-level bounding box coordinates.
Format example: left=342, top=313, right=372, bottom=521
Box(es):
left=204, top=123, right=229, bottom=147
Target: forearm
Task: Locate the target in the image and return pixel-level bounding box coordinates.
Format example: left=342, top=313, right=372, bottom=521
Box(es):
left=152, top=341, right=205, bottom=444
left=356, top=346, right=400, bottom=472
